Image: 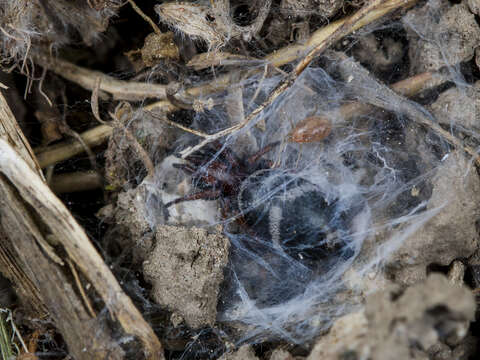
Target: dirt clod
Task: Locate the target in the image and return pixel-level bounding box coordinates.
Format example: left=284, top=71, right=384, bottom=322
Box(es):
left=143, top=225, right=229, bottom=328
left=386, top=153, right=480, bottom=285
left=467, top=0, right=480, bottom=15
left=141, top=32, right=179, bottom=67
left=430, top=81, right=480, bottom=131
left=403, top=0, right=480, bottom=73
left=308, top=274, right=476, bottom=360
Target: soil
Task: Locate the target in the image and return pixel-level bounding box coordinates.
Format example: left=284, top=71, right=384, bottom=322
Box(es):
left=0, top=0, right=480, bottom=359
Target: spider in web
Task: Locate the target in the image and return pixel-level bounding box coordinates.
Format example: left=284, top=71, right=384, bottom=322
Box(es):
left=166, top=141, right=355, bottom=264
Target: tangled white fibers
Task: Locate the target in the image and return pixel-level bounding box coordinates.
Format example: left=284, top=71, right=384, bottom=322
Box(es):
left=141, top=0, right=475, bottom=345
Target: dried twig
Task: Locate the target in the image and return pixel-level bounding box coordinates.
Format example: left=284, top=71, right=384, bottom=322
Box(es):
left=38, top=67, right=53, bottom=107
left=50, top=171, right=103, bottom=194
left=0, top=93, right=43, bottom=177
left=27, top=1, right=414, bottom=112
left=146, top=111, right=208, bottom=138
left=127, top=0, right=161, bottom=34
left=142, top=100, right=178, bottom=113
left=35, top=125, right=113, bottom=168
left=66, top=258, right=96, bottom=318
left=0, top=139, right=164, bottom=359
left=91, top=76, right=105, bottom=124
left=295, top=0, right=387, bottom=75
left=184, top=0, right=418, bottom=99
left=32, top=52, right=167, bottom=101
left=109, top=103, right=155, bottom=179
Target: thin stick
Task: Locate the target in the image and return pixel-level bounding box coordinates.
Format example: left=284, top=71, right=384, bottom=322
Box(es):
left=34, top=125, right=113, bottom=168
left=109, top=106, right=156, bottom=179
left=128, top=0, right=162, bottom=34
left=32, top=52, right=167, bottom=101
left=25, top=0, right=415, bottom=109
left=184, top=0, right=418, bottom=99
left=142, top=100, right=178, bottom=113
left=295, top=0, right=387, bottom=75
left=0, top=140, right=164, bottom=357
left=50, top=171, right=103, bottom=194
left=38, top=67, right=53, bottom=107
left=146, top=111, right=209, bottom=138
left=67, top=258, right=96, bottom=318
left=248, top=62, right=269, bottom=108
left=91, top=76, right=106, bottom=124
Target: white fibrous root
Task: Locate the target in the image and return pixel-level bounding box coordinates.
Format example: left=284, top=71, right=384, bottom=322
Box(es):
left=0, top=0, right=120, bottom=66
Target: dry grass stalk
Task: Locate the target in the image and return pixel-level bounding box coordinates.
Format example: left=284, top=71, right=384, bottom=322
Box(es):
left=28, top=1, right=415, bottom=111
left=0, top=93, right=164, bottom=359
left=0, top=92, right=43, bottom=177
left=187, top=52, right=254, bottom=70
left=142, top=100, right=178, bottom=112
left=128, top=0, right=161, bottom=34
left=66, top=258, right=96, bottom=318
left=32, top=52, right=167, bottom=101
left=35, top=124, right=113, bottom=168
left=184, top=0, right=418, bottom=99
left=50, top=171, right=103, bottom=194
left=0, top=140, right=164, bottom=359
left=147, top=111, right=209, bottom=138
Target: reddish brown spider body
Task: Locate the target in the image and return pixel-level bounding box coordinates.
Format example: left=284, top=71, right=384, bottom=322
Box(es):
left=165, top=142, right=276, bottom=209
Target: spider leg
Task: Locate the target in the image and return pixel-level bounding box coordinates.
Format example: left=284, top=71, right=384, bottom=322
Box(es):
left=165, top=189, right=222, bottom=207
left=185, top=148, right=221, bottom=167
left=218, top=145, right=240, bottom=169
left=172, top=163, right=197, bottom=174
left=204, top=141, right=240, bottom=168
left=247, top=141, right=281, bottom=165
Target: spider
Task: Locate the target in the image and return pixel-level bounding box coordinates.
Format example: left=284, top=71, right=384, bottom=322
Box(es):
left=166, top=142, right=355, bottom=264
left=165, top=142, right=277, bottom=209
